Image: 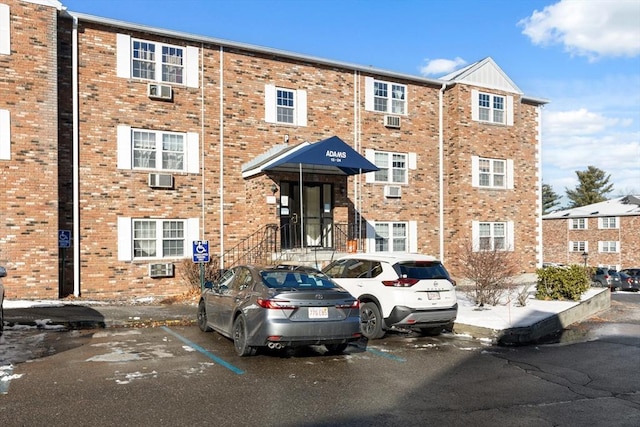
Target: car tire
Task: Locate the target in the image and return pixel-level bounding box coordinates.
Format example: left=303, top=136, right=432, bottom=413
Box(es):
left=325, top=343, right=348, bottom=354
left=233, top=315, right=257, bottom=357
left=197, top=300, right=212, bottom=332
left=360, top=302, right=385, bottom=340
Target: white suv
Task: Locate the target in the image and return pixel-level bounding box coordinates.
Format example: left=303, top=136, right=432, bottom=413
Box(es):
left=323, top=253, right=457, bottom=339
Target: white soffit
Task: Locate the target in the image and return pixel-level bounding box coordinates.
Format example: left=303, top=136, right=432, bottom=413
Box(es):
left=444, top=57, right=522, bottom=94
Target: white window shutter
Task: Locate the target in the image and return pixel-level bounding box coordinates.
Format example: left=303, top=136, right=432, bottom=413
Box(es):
left=471, top=156, right=479, bottom=187
left=408, top=152, right=417, bottom=170
left=365, top=149, right=375, bottom=183
left=471, top=220, right=479, bottom=251
left=598, top=241, right=603, bottom=252
left=185, top=218, right=200, bottom=256
left=507, top=221, right=514, bottom=251
left=364, top=76, right=374, bottom=111
left=0, top=109, right=10, bottom=160
left=0, top=4, right=10, bottom=55
left=116, top=125, right=132, bottom=169
left=117, top=217, right=132, bottom=261
left=264, top=84, right=276, bottom=123
left=506, top=95, right=514, bottom=126
left=365, top=220, right=376, bottom=253
left=506, top=159, right=514, bottom=189
left=116, top=34, right=131, bottom=78
left=185, top=46, right=199, bottom=88
left=584, top=241, right=589, bottom=252
left=471, top=89, right=479, bottom=121
left=186, top=132, right=199, bottom=173
left=296, top=89, right=307, bottom=127
left=409, top=221, right=418, bottom=253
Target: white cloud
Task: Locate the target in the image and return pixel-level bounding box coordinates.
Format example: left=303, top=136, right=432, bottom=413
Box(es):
left=419, top=57, right=466, bottom=76
left=519, top=0, right=640, bottom=60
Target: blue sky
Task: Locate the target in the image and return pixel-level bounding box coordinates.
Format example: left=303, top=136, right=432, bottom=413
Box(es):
left=62, top=0, right=640, bottom=204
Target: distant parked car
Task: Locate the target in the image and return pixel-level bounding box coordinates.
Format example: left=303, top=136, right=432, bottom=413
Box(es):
left=197, top=264, right=361, bottom=356
left=620, top=268, right=640, bottom=279
left=618, top=272, right=640, bottom=292
left=0, top=266, right=6, bottom=336
left=591, top=268, right=622, bottom=291
left=323, top=253, right=458, bottom=340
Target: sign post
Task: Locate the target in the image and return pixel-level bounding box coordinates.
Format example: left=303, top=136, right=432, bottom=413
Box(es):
left=58, top=230, right=71, bottom=296
left=192, top=240, right=210, bottom=291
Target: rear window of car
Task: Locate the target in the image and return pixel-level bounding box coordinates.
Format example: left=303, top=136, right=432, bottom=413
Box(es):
left=260, top=271, right=338, bottom=289
left=395, top=261, right=451, bottom=280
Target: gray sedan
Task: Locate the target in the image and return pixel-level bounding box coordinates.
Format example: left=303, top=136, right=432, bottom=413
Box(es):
left=197, top=265, right=361, bottom=356
left=0, top=266, right=6, bottom=336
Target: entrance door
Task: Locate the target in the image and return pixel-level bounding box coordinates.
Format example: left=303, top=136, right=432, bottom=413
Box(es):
left=280, top=182, right=333, bottom=249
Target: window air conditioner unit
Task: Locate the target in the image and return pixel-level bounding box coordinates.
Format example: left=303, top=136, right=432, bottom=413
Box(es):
left=149, top=263, right=174, bottom=278
left=148, top=83, right=172, bottom=100
left=148, top=173, right=174, bottom=189
left=384, top=185, right=402, bottom=198
left=384, top=115, right=401, bottom=128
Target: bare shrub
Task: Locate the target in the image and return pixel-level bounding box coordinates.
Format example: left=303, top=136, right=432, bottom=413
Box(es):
left=179, top=258, right=225, bottom=293
left=460, top=242, right=519, bottom=306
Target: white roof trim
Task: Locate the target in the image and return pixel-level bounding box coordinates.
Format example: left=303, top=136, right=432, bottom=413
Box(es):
left=543, top=195, right=640, bottom=219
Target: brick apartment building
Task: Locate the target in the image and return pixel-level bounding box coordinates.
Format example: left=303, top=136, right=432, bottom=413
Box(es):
left=1, top=0, right=548, bottom=300
left=543, top=195, right=640, bottom=270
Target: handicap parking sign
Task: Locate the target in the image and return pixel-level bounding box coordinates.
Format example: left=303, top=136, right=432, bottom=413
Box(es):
left=59, top=230, right=71, bottom=248
left=192, top=240, right=210, bottom=263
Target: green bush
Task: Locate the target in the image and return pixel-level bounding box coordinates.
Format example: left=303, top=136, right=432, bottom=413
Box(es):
left=535, top=265, right=591, bottom=301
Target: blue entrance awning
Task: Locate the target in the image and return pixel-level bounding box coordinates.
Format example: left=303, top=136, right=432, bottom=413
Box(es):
left=242, top=136, right=378, bottom=177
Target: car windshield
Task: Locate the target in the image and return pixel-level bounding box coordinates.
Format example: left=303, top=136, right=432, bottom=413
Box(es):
left=396, top=261, right=451, bottom=280
left=260, top=270, right=338, bottom=289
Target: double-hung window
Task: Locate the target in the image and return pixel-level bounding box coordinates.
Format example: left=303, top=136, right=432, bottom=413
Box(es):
left=471, top=90, right=513, bottom=125
left=117, top=125, right=199, bottom=173
left=570, top=218, right=587, bottom=230
left=373, top=151, right=407, bottom=184
left=365, top=77, right=407, bottom=115
left=374, top=222, right=407, bottom=252
left=570, top=241, right=587, bottom=252
left=472, top=221, right=514, bottom=251
left=599, top=241, right=618, bottom=253
left=264, top=85, right=307, bottom=126
left=133, top=219, right=185, bottom=259
left=117, top=34, right=199, bottom=87
left=599, top=217, right=618, bottom=229
left=471, top=156, right=513, bottom=189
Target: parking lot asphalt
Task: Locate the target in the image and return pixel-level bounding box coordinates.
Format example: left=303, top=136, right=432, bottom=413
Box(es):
left=2, top=287, right=611, bottom=344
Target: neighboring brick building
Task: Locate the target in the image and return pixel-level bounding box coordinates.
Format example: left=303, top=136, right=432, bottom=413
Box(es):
left=1, top=0, right=548, bottom=300
left=543, top=195, right=640, bottom=270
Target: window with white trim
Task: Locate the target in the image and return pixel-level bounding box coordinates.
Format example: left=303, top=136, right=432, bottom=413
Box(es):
left=116, top=34, right=199, bottom=87
left=117, top=217, right=199, bottom=261
left=599, top=217, right=618, bottom=229
left=116, top=125, right=199, bottom=173
left=365, top=77, right=407, bottom=115
left=374, top=222, right=407, bottom=252
left=570, top=218, right=587, bottom=230
left=471, top=90, right=513, bottom=126
left=0, top=109, right=10, bottom=160
left=472, top=221, right=514, bottom=252
left=133, top=219, right=185, bottom=258
left=264, top=84, right=307, bottom=126
left=0, top=4, right=10, bottom=56
left=599, top=241, right=618, bottom=253
left=373, top=151, right=407, bottom=184
left=570, top=241, right=587, bottom=252
left=471, top=156, right=513, bottom=189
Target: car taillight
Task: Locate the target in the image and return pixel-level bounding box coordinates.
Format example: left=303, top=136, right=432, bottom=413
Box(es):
left=382, top=278, right=419, bottom=287
left=336, top=300, right=359, bottom=309
left=257, top=298, right=298, bottom=309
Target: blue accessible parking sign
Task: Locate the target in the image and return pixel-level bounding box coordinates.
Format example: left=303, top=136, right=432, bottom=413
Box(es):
left=192, top=240, right=210, bottom=263
left=59, top=230, right=71, bottom=248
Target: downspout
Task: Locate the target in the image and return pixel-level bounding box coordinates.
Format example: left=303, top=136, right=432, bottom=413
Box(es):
left=353, top=70, right=359, bottom=243
left=72, top=16, right=80, bottom=297
left=438, top=83, right=450, bottom=263
left=200, top=44, right=205, bottom=239
left=219, top=46, right=225, bottom=264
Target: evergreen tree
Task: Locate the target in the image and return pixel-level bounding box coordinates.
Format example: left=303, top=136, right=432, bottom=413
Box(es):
left=565, top=166, right=614, bottom=208
left=542, top=182, right=561, bottom=214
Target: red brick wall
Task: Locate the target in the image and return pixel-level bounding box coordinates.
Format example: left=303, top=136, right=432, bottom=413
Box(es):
left=0, top=0, right=60, bottom=299
left=543, top=216, right=640, bottom=269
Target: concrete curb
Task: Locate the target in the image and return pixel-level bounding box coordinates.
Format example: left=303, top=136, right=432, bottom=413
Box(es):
left=453, top=289, right=611, bottom=344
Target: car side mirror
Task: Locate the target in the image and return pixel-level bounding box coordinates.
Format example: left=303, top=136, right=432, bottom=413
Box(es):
left=0, top=266, right=6, bottom=278
left=204, top=281, right=214, bottom=290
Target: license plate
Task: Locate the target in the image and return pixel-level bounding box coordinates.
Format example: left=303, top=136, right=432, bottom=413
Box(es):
left=427, top=291, right=440, bottom=300
left=308, top=307, right=329, bottom=319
